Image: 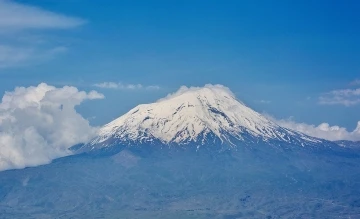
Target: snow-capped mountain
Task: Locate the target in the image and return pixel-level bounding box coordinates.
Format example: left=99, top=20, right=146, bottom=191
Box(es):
left=81, top=84, right=330, bottom=151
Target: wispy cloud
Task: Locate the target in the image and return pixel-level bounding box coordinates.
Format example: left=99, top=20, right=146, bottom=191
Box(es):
left=319, top=88, right=360, bottom=106
left=94, top=82, right=160, bottom=90
left=0, top=0, right=85, bottom=32
left=0, top=0, right=85, bottom=69
left=0, top=45, right=32, bottom=68
left=0, top=45, right=67, bottom=68
left=255, top=100, right=271, bottom=104
left=350, top=79, right=360, bottom=86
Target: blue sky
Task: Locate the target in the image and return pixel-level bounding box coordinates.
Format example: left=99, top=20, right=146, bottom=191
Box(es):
left=1, top=0, right=360, bottom=130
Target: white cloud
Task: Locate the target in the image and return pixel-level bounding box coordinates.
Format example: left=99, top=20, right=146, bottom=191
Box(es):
left=0, top=83, right=104, bottom=171
left=0, top=0, right=85, bottom=32
left=267, top=115, right=360, bottom=141
left=94, top=82, right=160, bottom=90
left=319, top=88, right=360, bottom=106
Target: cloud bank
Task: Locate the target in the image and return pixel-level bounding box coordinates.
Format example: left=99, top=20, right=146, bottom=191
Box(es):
left=269, top=116, right=360, bottom=141
left=94, top=82, right=160, bottom=90
left=0, top=83, right=104, bottom=171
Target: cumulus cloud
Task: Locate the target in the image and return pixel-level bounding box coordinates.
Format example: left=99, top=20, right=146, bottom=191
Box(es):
left=0, top=83, right=104, bottom=171
left=267, top=116, right=360, bottom=141
left=94, top=82, right=160, bottom=90
left=319, top=88, right=360, bottom=106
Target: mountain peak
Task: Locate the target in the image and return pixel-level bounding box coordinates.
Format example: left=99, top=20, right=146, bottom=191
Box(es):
left=85, top=84, right=325, bottom=149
